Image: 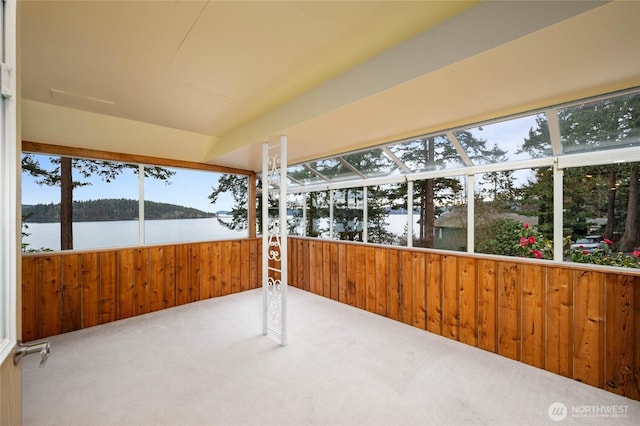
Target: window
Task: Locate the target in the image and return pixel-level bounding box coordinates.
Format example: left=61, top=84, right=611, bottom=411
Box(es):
left=287, top=193, right=305, bottom=236
left=367, top=184, right=404, bottom=245
left=474, top=167, right=553, bottom=258
left=21, top=154, right=139, bottom=251
left=144, top=167, right=246, bottom=244
left=560, top=92, right=640, bottom=155
left=333, top=188, right=364, bottom=241
left=283, top=89, right=640, bottom=269
left=22, top=153, right=250, bottom=251
left=429, top=175, right=467, bottom=252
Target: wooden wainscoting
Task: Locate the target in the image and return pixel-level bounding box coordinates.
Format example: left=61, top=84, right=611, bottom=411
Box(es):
left=288, top=237, right=640, bottom=401
left=21, top=239, right=261, bottom=342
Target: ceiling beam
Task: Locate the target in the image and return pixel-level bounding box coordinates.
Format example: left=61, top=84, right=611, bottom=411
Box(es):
left=207, top=0, right=607, bottom=161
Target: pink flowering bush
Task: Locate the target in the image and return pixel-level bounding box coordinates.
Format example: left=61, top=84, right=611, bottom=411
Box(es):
left=515, top=223, right=552, bottom=260
left=564, top=237, right=640, bottom=269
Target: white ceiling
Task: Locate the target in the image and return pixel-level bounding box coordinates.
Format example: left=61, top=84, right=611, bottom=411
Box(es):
left=20, top=1, right=640, bottom=172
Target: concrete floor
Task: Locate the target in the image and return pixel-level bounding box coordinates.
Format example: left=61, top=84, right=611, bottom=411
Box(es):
left=23, top=287, right=640, bottom=426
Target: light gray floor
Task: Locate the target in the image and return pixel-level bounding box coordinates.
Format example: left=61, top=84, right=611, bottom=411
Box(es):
left=23, top=287, right=640, bottom=426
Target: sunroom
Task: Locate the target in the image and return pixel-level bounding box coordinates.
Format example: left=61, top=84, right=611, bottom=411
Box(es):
left=2, top=1, right=640, bottom=425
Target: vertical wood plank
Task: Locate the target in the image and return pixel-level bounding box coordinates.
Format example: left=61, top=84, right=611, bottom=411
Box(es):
left=412, top=252, right=426, bottom=329
left=200, top=243, right=213, bottom=299
left=220, top=242, right=232, bottom=296
left=80, top=252, right=100, bottom=329
left=399, top=251, right=413, bottom=326
left=573, top=270, right=605, bottom=388
left=365, top=247, right=377, bottom=314
left=240, top=240, right=250, bottom=292
left=210, top=242, right=221, bottom=297
left=21, top=257, right=40, bottom=342
left=310, top=240, right=322, bottom=295
left=40, top=256, right=61, bottom=338
left=134, top=248, right=149, bottom=315
left=322, top=242, right=332, bottom=298
left=176, top=244, right=190, bottom=306
left=287, top=237, right=295, bottom=287
left=605, top=274, right=637, bottom=398
left=249, top=239, right=259, bottom=290
left=521, top=264, right=545, bottom=369
left=477, top=259, right=497, bottom=352
left=458, top=257, right=477, bottom=346
left=426, top=254, right=442, bottom=336
left=289, top=238, right=298, bottom=289
left=387, top=249, right=400, bottom=322
left=61, top=254, right=81, bottom=333
left=330, top=243, right=339, bottom=300
left=163, top=245, right=176, bottom=308
left=149, top=247, right=164, bottom=312
left=230, top=241, right=242, bottom=294
left=189, top=243, right=201, bottom=302
left=355, top=246, right=367, bottom=310
left=375, top=248, right=388, bottom=317
left=117, top=249, right=135, bottom=320
left=307, top=240, right=316, bottom=293
left=345, top=245, right=357, bottom=306
left=302, top=240, right=310, bottom=291
left=442, top=255, right=459, bottom=341
left=546, top=267, right=573, bottom=377
left=338, top=244, right=348, bottom=304
left=99, top=251, right=117, bottom=324
left=497, top=262, right=520, bottom=360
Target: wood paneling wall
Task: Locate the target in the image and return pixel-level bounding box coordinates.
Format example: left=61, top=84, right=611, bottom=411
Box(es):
left=288, top=237, right=640, bottom=401
left=21, top=239, right=261, bottom=342
left=21, top=236, right=640, bottom=400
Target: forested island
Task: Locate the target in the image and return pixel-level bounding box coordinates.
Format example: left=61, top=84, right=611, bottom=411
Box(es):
left=22, top=198, right=215, bottom=222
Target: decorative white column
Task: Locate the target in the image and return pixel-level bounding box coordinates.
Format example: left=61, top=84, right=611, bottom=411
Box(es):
left=262, top=136, right=288, bottom=346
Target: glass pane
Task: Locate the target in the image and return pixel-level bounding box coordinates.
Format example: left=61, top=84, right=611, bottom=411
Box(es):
left=564, top=162, right=640, bottom=268
left=305, top=190, right=330, bottom=238
left=341, top=148, right=398, bottom=178
left=21, top=154, right=139, bottom=251
left=287, top=193, right=305, bottom=236
left=286, top=164, right=325, bottom=186
left=455, top=113, right=551, bottom=165
left=418, top=175, right=467, bottom=252
left=560, top=92, right=640, bottom=154
left=144, top=168, right=247, bottom=244
left=388, top=135, right=465, bottom=172
left=333, top=188, right=364, bottom=241
left=474, top=167, right=553, bottom=258
left=367, top=184, right=406, bottom=246
left=307, top=158, right=360, bottom=182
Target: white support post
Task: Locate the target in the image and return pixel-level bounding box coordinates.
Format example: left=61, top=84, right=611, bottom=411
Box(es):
left=467, top=174, right=475, bottom=253
left=138, top=164, right=145, bottom=245
left=363, top=186, right=368, bottom=243
left=329, top=190, right=334, bottom=239
left=279, top=136, right=288, bottom=346
left=262, top=137, right=288, bottom=346
left=553, top=160, right=564, bottom=261
left=407, top=180, right=413, bottom=247
left=302, top=192, right=307, bottom=237
left=261, top=144, right=268, bottom=336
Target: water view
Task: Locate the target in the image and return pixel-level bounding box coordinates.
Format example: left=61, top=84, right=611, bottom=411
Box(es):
left=22, top=215, right=413, bottom=252
left=23, top=217, right=247, bottom=252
